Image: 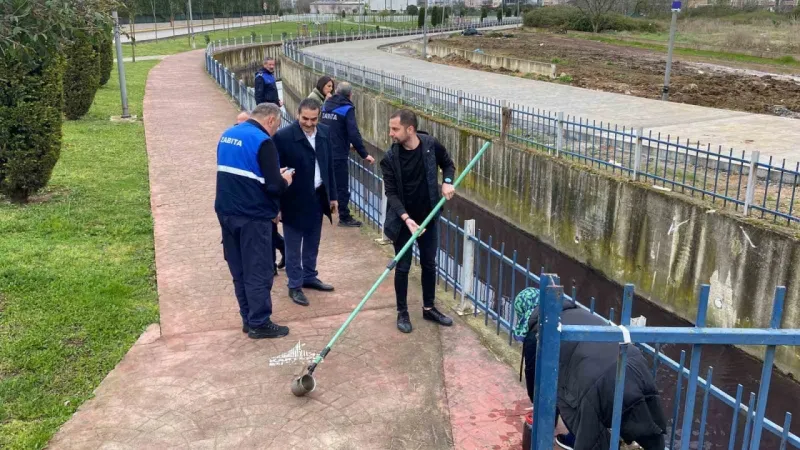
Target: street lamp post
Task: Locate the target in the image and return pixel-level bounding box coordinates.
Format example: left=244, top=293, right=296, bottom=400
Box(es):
left=112, top=10, right=131, bottom=118
left=187, top=0, right=196, bottom=49
left=662, top=1, right=681, bottom=101
left=422, top=0, right=427, bottom=59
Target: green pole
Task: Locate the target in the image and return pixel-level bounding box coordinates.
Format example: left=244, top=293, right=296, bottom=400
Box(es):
left=307, top=140, right=492, bottom=375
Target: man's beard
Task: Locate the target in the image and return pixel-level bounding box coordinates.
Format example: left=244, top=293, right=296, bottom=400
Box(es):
left=392, top=135, right=407, bottom=145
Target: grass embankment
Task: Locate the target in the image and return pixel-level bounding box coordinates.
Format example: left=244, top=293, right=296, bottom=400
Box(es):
left=123, top=20, right=419, bottom=57
left=0, top=61, right=160, bottom=449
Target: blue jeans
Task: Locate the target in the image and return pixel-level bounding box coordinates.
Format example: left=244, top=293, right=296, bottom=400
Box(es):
left=218, top=214, right=274, bottom=328
left=283, top=200, right=323, bottom=290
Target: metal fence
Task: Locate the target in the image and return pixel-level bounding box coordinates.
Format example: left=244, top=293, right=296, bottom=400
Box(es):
left=276, top=26, right=799, bottom=228
left=206, top=29, right=800, bottom=450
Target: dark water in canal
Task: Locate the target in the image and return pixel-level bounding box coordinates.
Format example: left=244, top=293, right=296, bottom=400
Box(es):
left=359, top=143, right=799, bottom=449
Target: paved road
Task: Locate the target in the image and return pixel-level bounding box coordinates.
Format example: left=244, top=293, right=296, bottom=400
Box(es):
left=47, top=50, right=531, bottom=450
left=305, top=34, right=800, bottom=165
left=121, top=18, right=279, bottom=43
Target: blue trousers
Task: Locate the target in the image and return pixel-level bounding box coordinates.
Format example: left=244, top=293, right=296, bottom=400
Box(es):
left=218, top=214, right=274, bottom=328
left=283, top=200, right=323, bottom=290
left=332, top=159, right=352, bottom=220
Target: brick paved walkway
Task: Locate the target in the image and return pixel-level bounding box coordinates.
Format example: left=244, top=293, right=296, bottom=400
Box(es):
left=48, top=50, right=530, bottom=449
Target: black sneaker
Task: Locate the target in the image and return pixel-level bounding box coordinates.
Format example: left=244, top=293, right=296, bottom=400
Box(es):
left=247, top=321, right=289, bottom=339
left=242, top=322, right=249, bottom=333
left=338, top=217, right=362, bottom=228
left=423, top=307, right=453, bottom=326
left=289, top=288, right=309, bottom=306
left=554, top=433, right=575, bottom=450
left=397, top=312, right=412, bottom=333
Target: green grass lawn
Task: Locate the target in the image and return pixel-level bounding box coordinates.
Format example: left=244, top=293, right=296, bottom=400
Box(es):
left=0, top=61, right=160, bottom=449
left=124, top=20, right=419, bottom=57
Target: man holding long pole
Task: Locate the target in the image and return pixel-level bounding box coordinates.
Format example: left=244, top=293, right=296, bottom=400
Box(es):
left=380, top=109, right=455, bottom=333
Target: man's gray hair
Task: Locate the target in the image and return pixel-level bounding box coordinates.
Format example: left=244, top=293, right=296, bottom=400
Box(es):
left=263, top=56, right=275, bottom=64
left=251, top=102, right=282, bottom=120
left=335, top=81, right=353, bottom=97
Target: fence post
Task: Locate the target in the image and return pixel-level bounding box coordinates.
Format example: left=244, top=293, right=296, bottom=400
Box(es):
left=424, top=83, right=431, bottom=112
left=457, top=90, right=464, bottom=125
left=743, top=150, right=760, bottom=216
left=456, top=219, right=476, bottom=315
left=633, top=127, right=643, bottom=181
left=401, top=76, right=407, bottom=105
left=261, top=34, right=263, bottom=43
left=333, top=61, right=338, bottom=79
left=380, top=70, right=385, bottom=96
left=500, top=100, right=510, bottom=147
left=556, top=111, right=565, bottom=157
left=375, top=183, right=392, bottom=246
left=362, top=65, right=367, bottom=88
left=532, top=275, right=563, bottom=450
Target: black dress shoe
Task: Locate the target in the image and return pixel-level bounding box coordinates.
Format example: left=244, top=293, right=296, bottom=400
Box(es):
left=289, top=288, right=309, bottom=306
left=277, top=255, right=285, bottom=269
left=397, top=312, right=412, bottom=333
left=303, top=279, right=334, bottom=291
left=248, top=321, right=289, bottom=339
left=242, top=322, right=249, bottom=333
left=338, top=217, right=362, bottom=228
left=423, top=307, right=453, bottom=326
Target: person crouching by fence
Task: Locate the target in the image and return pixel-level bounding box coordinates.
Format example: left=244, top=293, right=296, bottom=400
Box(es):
left=521, top=293, right=668, bottom=450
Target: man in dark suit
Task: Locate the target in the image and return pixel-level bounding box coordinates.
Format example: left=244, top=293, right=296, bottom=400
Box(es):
left=273, top=98, right=338, bottom=307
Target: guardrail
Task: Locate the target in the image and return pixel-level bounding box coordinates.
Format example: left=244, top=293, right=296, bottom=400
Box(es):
left=206, top=28, right=800, bottom=449
left=277, top=22, right=799, bottom=228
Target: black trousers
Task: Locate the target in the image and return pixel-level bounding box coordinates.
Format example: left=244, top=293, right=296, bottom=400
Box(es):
left=392, top=222, right=439, bottom=313
left=218, top=214, right=274, bottom=328
left=332, top=159, right=352, bottom=220
left=272, top=222, right=285, bottom=267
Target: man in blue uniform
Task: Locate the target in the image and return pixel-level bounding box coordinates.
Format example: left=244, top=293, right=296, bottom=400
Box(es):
left=321, top=82, right=374, bottom=228
left=254, top=57, right=282, bottom=107
left=273, top=98, right=338, bottom=307
left=215, top=103, right=293, bottom=339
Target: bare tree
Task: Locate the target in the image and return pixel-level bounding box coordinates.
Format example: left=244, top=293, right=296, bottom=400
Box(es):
left=572, top=0, right=620, bottom=33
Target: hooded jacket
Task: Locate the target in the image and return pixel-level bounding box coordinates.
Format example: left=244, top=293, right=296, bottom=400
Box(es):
left=307, top=88, right=326, bottom=105
left=523, top=297, right=667, bottom=450
left=320, top=93, right=368, bottom=160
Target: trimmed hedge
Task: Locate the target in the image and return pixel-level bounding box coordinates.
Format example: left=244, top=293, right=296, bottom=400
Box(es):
left=97, top=33, right=114, bottom=86
left=523, top=6, right=662, bottom=33
left=63, top=33, right=101, bottom=120
left=0, top=56, right=66, bottom=202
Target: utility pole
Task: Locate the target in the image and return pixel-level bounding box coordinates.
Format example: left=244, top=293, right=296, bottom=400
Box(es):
left=662, top=1, right=680, bottom=101
left=112, top=11, right=131, bottom=119
left=422, top=0, right=427, bottom=59
left=187, top=0, right=196, bottom=49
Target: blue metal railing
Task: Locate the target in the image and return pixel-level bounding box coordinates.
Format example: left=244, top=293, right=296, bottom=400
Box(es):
left=342, top=156, right=800, bottom=450
left=206, top=41, right=800, bottom=450
left=275, top=24, right=799, bottom=229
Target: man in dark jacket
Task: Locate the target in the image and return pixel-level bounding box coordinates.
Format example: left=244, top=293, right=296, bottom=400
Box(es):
left=380, top=109, right=456, bottom=333
left=273, top=98, right=337, bottom=307
left=254, top=57, right=282, bottom=107
left=215, top=103, right=293, bottom=339
left=321, top=81, right=375, bottom=228
left=522, top=296, right=668, bottom=450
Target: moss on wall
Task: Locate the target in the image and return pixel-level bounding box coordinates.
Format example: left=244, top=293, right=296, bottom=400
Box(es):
left=280, top=56, right=800, bottom=378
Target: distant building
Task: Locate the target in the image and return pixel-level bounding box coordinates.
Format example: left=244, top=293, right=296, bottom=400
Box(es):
left=310, top=0, right=365, bottom=13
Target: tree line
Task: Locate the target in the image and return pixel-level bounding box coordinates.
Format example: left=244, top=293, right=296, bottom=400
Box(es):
left=1, top=0, right=116, bottom=203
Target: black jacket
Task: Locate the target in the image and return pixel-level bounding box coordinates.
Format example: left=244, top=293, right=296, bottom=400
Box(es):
left=379, top=132, right=456, bottom=242
left=320, top=94, right=368, bottom=160
left=273, top=122, right=337, bottom=231
left=254, top=68, right=279, bottom=105
left=523, top=298, right=667, bottom=450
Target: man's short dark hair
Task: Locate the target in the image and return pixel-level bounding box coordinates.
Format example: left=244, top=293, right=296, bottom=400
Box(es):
left=391, top=109, right=417, bottom=130
left=298, top=98, right=321, bottom=114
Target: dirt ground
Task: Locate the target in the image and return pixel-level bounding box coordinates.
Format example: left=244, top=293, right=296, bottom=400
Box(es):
left=431, top=30, right=800, bottom=119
